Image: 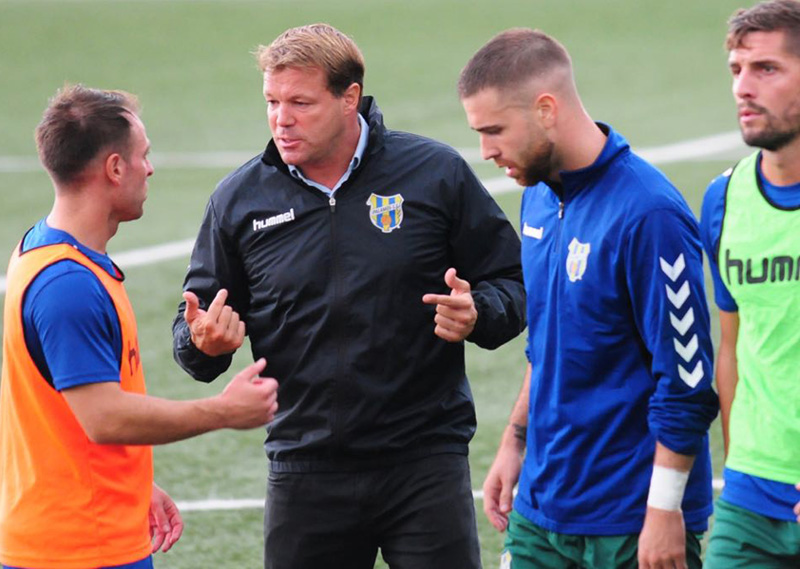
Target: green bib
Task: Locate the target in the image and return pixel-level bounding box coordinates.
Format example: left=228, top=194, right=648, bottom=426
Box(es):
left=718, top=152, right=800, bottom=484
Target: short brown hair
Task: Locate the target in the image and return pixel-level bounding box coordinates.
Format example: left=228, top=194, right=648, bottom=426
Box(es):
left=726, top=0, right=800, bottom=55
left=255, top=23, right=365, bottom=97
left=35, top=84, right=140, bottom=185
left=458, top=28, right=572, bottom=99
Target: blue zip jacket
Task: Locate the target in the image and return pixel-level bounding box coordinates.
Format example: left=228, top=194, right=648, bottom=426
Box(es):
left=515, top=124, right=718, bottom=534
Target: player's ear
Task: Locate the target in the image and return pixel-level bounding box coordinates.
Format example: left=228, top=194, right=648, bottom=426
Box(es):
left=534, top=93, right=557, bottom=129
left=104, top=152, right=125, bottom=186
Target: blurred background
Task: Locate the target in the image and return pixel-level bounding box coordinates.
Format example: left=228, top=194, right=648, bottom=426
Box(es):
left=0, top=1, right=749, bottom=566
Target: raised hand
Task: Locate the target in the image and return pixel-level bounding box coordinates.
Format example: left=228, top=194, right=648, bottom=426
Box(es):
left=422, top=268, right=478, bottom=342
left=183, top=289, right=245, bottom=356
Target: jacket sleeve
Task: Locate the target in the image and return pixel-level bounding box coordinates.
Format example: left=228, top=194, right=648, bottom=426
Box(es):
left=448, top=158, right=526, bottom=350
left=625, top=207, right=719, bottom=456
left=172, top=197, right=250, bottom=383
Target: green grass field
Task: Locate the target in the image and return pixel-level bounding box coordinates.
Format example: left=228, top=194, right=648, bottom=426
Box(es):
left=0, top=0, right=750, bottom=567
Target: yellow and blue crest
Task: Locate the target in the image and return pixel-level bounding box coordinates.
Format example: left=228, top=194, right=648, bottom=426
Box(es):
left=366, top=193, right=404, bottom=233
left=566, top=237, right=591, bottom=282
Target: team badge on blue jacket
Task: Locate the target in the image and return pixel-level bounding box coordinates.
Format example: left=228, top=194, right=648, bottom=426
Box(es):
left=367, top=193, right=404, bottom=233
left=566, top=237, right=591, bottom=282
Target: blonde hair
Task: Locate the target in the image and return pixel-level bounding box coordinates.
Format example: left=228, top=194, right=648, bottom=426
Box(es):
left=255, top=23, right=365, bottom=97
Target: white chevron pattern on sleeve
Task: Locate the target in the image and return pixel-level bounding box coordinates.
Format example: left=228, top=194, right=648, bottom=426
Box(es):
left=659, top=253, right=686, bottom=282
left=661, top=251, right=703, bottom=389
left=673, top=335, right=698, bottom=362
left=678, top=361, right=704, bottom=388
left=669, top=307, right=695, bottom=336
left=665, top=281, right=690, bottom=310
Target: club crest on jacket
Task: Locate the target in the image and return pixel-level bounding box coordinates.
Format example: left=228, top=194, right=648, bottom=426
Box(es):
left=566, top=237, right=591, bottom=282
left=366, top=193, right=404, bottom=233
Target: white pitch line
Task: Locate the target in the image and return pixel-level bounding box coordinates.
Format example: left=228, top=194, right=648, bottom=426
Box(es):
left=175, top=480, right=724, bottom=513
left=113, top=238, right=196, bottom=268
left=637, top=131, right=746, bottom=165
left=0, top=131, right=747, bottom=175
left=0, top=131, right=749, bottom=294
left=176, top=498, right=265, bottom=512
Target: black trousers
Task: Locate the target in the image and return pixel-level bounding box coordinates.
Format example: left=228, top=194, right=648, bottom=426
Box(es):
left=263, top=453, right=482, bottom=569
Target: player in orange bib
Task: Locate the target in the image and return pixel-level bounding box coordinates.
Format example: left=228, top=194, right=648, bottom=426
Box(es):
left=0, top=85, right=280, bottom=569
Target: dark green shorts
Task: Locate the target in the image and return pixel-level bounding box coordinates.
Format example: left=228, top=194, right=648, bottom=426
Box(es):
left=704, top=498, right=800, bottom=569
left=500, top=510, right=702, bottom=569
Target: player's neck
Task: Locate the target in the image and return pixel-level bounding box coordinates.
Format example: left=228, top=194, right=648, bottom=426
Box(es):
left=48, top=192, right=115, bottom=254
left=760, top=138, right=800, bottom=186
left=558, top=112, right=607, bottom=174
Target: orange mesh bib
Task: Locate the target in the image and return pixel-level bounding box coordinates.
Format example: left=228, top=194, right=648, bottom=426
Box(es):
left=0, top=243, right=152, bottom=568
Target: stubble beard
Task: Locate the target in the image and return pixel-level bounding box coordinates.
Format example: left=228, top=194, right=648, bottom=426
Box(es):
left=519, top=138, right=556, bottom=186
left=742, top=101, right=800, bottom=151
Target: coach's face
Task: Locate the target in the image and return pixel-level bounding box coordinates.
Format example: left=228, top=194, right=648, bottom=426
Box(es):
left=264, top=66, right=359, bottom=172
left=730, top=30, right=800, bottom=151
left=461, top=87, right=555, bottom=186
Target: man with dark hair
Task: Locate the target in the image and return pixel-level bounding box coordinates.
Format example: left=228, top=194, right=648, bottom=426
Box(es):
left=701, top=1, right=800, bottom=566
left=0, top=84, right=279, bottom=569
left=172, top=23, right=525, bottom=569
left=459, top=29, right=719, bottom=569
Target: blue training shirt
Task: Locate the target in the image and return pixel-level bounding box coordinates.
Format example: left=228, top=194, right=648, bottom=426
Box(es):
left=700, top=154, right=800, bottom=522
left=21, top=219, right=123, bottom=391
left=515, top=124, right=718, bottom=535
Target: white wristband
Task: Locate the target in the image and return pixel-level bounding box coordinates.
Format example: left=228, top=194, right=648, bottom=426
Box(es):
left=646, top=465, right=689, bottom=511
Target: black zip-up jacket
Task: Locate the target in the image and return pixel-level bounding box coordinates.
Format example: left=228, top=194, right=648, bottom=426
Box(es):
left=172, top=97, right=525, bottom=471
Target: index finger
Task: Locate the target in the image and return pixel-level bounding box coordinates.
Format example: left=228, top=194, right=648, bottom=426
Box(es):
left=422, top=293, right=471, bottom=308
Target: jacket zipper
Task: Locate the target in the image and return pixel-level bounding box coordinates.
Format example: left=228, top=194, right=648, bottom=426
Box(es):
left=555, top=200, right=565, bottom=255
left=327, top=191, right=346, bottom=451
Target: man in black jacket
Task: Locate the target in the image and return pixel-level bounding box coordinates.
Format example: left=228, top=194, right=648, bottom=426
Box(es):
left=172, top=23, right=525, bottom=569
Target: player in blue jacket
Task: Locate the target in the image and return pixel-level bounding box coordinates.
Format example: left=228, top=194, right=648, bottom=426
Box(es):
left=459, top=28, right=719, bottom=569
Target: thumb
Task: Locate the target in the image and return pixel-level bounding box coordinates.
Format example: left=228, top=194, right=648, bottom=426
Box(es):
left=183, top=291, right=200, bottom=323
left=444, top=267, right=470, bottom=294
left=237, top=358, right=267, bottom=383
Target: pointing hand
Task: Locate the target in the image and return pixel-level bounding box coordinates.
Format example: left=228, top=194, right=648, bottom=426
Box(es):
left=422, top=268, right=478, bottom=342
